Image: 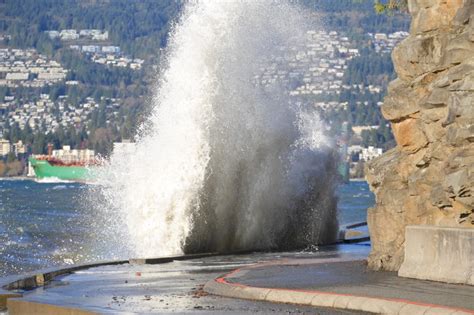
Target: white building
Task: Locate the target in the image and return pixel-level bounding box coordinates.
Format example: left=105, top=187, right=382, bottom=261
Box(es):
left=37, top=72, right=66, bottom=81
left=45, top=31, right=60, bottom=39
left=92, top=31, right=108, bottom=41
left=101, top=46, right=120, bottom=54
left=348, top=145, right=364, bottom=155
left=82, top=45, right=100, bottom=53
left=14, top=140, right=27, bottom=155
left=0, top=139, right=12, bottom=156
left=348, top=48, right=359, bottom=55
left=359, top=146, right=383, bottom=161
left=352, top=125, right=379, bottom=136
left=79, top=29, right=96, bottom=36
left=6, top=72, right=29, bottom=80
left=60, top=30, right=79, bottom=41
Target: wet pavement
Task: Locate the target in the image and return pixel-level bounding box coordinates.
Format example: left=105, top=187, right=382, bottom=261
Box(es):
left=227, top=260, right=474, bottom=311
left=11, top=245, right=370, bottom=314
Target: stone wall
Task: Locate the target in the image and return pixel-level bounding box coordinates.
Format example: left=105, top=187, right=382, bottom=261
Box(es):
left=366, top=0, right=474, bottom=271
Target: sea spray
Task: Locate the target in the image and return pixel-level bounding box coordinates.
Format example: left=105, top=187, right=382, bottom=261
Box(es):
left=96, top=1, right=339, bottom=258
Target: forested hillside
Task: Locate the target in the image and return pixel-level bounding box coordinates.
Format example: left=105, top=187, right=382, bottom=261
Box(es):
left=0, top=0, right=408, bottom=163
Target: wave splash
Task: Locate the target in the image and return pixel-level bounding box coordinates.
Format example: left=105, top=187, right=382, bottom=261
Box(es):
left=97, top=1, right=339, bottom=258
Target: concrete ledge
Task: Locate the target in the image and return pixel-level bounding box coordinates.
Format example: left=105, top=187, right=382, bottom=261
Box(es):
left=0, top=259, right=128, bottom=291
left=338, top=221, right=370, bottom=243
left=1, top=253, right=222, bottom=292
left=7, top=298, right=97, bottom=315
left=129, top=252, right=218, bottom=264
left=205, top=264, right=474, bottom=315
left=398, top=225, right=474, bottom=285
left=0, top=260, right=128, bottom=311
left=343, top=221, right=368, bottom=229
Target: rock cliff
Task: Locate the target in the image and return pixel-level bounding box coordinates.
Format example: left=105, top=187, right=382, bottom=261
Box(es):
left=366, top=0, right=474, bottom=271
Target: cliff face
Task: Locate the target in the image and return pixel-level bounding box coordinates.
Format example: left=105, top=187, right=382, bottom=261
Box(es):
left=366, top=0, right=474, bottom=271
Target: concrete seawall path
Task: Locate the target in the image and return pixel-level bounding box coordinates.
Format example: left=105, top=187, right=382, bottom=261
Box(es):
left=205, top=258, right=474, bottom=314
left=1, top=245, right=370, bottom=314
left=1, top=243, right=472, bottom=314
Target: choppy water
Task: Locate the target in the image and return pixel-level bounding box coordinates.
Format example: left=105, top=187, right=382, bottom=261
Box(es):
left=337, top=180, right=375, bottom=225
left=0, top=179, right=103, bottom=277
left=0, top=179, right=373, bottom=277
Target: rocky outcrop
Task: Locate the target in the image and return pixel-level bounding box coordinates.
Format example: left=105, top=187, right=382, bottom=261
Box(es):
left=366, top=0, right=474, bottom=271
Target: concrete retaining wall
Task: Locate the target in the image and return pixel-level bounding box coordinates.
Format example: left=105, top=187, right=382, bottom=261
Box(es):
left=398, top=225, right=474, bottom=285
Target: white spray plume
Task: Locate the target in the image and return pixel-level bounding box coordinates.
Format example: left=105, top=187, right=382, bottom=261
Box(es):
left=95, top=1, right=339, bottom=258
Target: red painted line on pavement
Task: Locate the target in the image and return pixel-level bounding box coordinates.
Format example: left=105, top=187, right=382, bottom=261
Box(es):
left=214, top=264, right=474, bottom=314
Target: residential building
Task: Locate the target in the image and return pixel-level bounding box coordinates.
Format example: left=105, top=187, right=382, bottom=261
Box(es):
left=348, top=145, right=364, bottom=155
left=45, top=31, right=60, bottom=39
left=101, top=46, right=120, bottom=54
left=0, top=139, right=11, bottom=156
left=359, top=146, right=383, bottom=161
left=82, top=45, right=100, bottom=53
left=6, top=73, right=29, bottom=80
left=92, top=31, right=109, bottom=41
left=60, top=30, right=79, bottom=40
left=352, top=125, right=379, bottom=136
left=14, top=140, right=27, bottom=155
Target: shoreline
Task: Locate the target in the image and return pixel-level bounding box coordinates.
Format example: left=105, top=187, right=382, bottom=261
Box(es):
left=0, top=176, right=33, bottom=181
left=349, top=178, right=367, bottom=182
left=0, top=176, right=88, bottom=184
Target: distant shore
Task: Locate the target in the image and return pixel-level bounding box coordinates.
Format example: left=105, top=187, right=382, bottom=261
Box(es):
left=0, top=176, right=32, bottom=181
left=349, top=178, right=367, bottom=182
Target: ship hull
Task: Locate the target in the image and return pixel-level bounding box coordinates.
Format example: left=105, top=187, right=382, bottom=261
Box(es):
left=29, top=157, right=94, bottom=181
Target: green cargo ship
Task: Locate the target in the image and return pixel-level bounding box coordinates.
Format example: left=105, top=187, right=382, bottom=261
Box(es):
left=29, top=156, right=95, bottom=181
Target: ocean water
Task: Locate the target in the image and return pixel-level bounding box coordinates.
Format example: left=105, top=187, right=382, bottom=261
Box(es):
left=0, top=179, right=97, bottom=277
left=337, top=180, right=375, bottom=225
left=0, top=179, right=374, bottom=278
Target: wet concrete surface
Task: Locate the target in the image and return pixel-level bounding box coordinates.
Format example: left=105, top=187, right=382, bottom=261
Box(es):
left=13, top=245, right=370, bottom=314
left=232, top=260, right=474, bottom=310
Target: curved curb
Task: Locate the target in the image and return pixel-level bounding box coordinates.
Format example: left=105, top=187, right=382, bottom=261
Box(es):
left=204, top=265, right=474, bottom=315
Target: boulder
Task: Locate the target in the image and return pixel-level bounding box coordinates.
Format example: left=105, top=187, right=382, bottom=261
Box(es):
left=411, top=0, right=464, bottom=34
left=392, top=34, right=446, bottom=80
left=391, top=118, right=428, bottom=153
